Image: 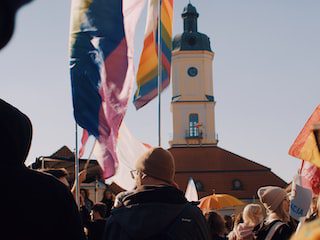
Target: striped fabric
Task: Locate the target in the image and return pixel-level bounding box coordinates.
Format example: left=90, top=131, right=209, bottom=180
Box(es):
left=69, top=0, right=145, bottom=178
left=289, top=105, right=320, bottom=167
left=133, top=0, right=173, bottom=109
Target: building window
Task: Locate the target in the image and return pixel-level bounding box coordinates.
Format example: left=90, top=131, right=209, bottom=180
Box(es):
left=189, top=113, right=199, bottom=137
left=232, top=179, right=243, bottom=190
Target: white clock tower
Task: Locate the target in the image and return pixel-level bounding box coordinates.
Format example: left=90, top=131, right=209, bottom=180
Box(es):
left=170, top=3, right=218, bottom=146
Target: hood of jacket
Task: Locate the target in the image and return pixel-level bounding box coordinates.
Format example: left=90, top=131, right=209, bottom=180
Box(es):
left=235, top=223, right=254, bottom=239
left=110, top=185, right=189, bottom=239
left=0, top=99, right=32, bottom=165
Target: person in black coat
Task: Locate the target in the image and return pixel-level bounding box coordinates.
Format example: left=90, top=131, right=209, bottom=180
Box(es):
left=104, top=148, right=211, bottom=240
left=0, top=99, right=86, bottom=240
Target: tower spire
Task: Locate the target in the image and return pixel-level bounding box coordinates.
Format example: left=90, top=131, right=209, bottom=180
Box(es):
left=182, top=3, right=199, bottom=33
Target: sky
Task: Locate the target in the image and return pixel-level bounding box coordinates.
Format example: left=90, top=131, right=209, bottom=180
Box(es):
left=1, top=0, right=319, bottom=182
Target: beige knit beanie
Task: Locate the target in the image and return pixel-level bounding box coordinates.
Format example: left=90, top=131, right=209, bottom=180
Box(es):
left=135, top=147, right=175, bottom=184
left=257, top=186, right=287, bottom=212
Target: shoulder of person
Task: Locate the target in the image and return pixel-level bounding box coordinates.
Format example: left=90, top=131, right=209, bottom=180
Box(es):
left=256, top=220, right=280, bottom=238
left=104, top=216, right=124, bottom=239
left=276, top=222, right=292, bottom=235
left=261, top=220, right=292, bottom=240
left=180, top=201, right=205, bottom=218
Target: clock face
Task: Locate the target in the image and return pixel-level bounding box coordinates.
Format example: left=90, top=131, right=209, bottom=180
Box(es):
left=187, top=67, right=198, bottom=77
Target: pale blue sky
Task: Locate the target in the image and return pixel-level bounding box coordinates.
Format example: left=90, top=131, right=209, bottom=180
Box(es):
left=1, top=0, right=319, bottom=182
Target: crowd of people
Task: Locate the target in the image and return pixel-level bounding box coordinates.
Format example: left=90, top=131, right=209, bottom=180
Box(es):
left=2, top=1, right=320, bottom=240
left=3, top=95, right=320, bottom=239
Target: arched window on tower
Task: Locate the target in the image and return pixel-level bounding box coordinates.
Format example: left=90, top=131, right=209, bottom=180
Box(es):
left=189, top=113, right=199, bottom=137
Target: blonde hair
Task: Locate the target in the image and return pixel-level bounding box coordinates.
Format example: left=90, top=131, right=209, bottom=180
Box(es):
left=243, top=204, right=264, bottom=226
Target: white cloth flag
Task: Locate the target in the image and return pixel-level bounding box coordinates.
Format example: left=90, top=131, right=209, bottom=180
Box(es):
left=185, top=178, right=199, bottom=202
left=104, top=123, right=150, bottom=190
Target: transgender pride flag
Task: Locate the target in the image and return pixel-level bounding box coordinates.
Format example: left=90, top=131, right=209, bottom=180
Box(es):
left=69, top=0, right=145, bottom=178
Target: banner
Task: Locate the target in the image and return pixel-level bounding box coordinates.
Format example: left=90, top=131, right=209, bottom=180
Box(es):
left=69, top=0, right=145, bottom=178
left=289, top=105, right=320, bottom=167
left=133, top=0, right=173, bottom=109
left=290, top=175, right=312, bottom=221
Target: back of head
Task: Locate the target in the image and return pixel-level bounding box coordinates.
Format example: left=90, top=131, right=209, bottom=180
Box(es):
left=205, top=211, right=226, bottom=236
left=92, top=202, right=107, bottom=219
left=242, top=204, right=263, bottom=226
left=135, top=147, right=175, bottom=185
left=257, top=186, right=286, bottom=213
left=0, top=99, right=32, bottom=165
left=0, top=0, right=33, bottom=49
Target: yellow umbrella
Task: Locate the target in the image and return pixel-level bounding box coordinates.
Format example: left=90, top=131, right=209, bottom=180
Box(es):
left=198, top=193, right=245, bottom=212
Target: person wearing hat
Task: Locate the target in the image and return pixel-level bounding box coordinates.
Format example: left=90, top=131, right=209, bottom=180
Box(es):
left=104, top=147, right=211, bottom=240
left=255, top=186, right=294, bottom=240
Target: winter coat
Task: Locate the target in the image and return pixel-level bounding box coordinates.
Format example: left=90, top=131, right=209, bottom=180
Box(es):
left=256, top=220, right=293, bottom=240
left=104, top=185, right=211, bottom=240
left=0, top=99, right=86, bottom=240
left=211, top=233, right=227, bottom=240
left=87, top=219, right=107, bottom=240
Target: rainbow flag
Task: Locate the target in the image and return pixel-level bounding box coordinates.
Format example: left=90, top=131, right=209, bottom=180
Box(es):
left=69, top=0, right=145, bottom=178
left=133, top=0, right=173, bottom=109
left=289, top=105, right=320, bottom=167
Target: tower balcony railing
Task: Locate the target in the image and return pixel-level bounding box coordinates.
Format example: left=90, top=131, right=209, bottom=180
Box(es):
left=185, top=129, right=203, bottom=139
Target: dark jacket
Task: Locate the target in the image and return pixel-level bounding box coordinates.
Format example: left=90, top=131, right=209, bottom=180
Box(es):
left=81, top=206, right=107, bottom=240
left=87, top=219, right=107, bottom=240
left=0, top=99, right=86, bottom=240
left=104, top=185, right=210, bottom=240
left=256, top=220, right=293, bottom=240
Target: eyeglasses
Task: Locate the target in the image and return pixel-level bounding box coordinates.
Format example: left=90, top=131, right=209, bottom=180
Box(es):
left=130, top=170, right=138, bottom=179
left=130, top=170, right=147, bottom=179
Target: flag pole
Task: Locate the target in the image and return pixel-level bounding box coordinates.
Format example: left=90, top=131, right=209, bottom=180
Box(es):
left=74, top=123, right=80, bottom=207
left=157, top=0, right=162, bottom=147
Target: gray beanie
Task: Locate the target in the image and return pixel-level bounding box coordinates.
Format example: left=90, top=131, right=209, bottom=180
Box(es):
left=257, top=186, right=287, bottom=212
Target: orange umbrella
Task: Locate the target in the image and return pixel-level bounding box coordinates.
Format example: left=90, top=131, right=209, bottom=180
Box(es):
left=198, top=193, right=245, bottom=212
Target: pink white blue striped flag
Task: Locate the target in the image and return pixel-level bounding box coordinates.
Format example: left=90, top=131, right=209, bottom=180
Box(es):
left=69, top=0, right=145, bottom=178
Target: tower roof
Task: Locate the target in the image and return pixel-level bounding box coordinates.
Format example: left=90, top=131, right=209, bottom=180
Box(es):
left=182, top=3, right=199, bottom=19
left=173, top=3, right=212, bottom=52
